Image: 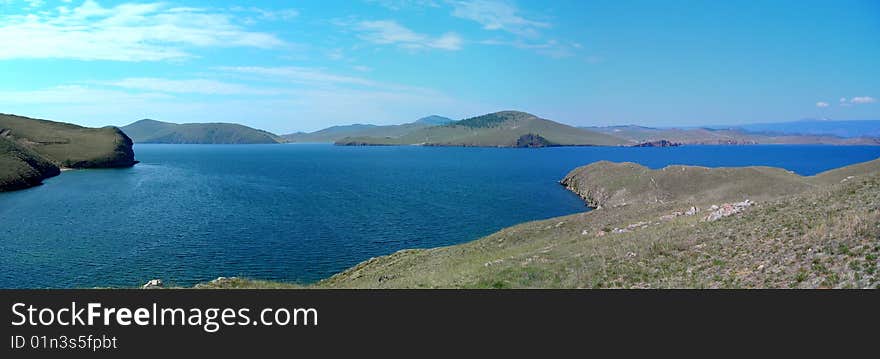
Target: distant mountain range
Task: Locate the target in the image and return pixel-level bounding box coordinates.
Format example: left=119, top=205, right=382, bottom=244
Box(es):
left=584, top=123, right=880, bottom=146
left=122, top=119, right=284, bottom=144
left=726, top=119, right=880, bottom=138
left=282, top=115, right=453, bottom=143
left=336, top=111, right=625, bottom=147
left=120, top=114, right=880, bottom=147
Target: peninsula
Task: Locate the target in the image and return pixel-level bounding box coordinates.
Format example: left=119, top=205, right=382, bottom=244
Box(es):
left=0, top=113, right=137, bottom=192
left=198, top=156, right=880, bottom=289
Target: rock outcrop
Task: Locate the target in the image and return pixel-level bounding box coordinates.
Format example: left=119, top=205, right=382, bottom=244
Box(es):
left=632, top=139, right=681, bottom=147
left=515, top=133, right=555, bottom=148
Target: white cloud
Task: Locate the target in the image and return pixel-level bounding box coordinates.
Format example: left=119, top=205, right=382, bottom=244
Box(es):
left=354, top=20, right=463, bottom=50
left=25, top=0, right=45, bottom=9
left=480, top=38, right=574, bottom=58
left=0, top=85, right=171, bottom=104
left=230, top=6, right=299, bottom=22
left=102, top=78, right=280, bottom=95
left=816, top=101, right=829, bottom=108
left=0, top=0, right=287, bottom=61
left=449, top=0, right=549, bottom=37
left=216, top=66, right=380, bottom=87
left=850, top=96, right=876, bottom=104
left=366, top=0, right=440, bottom=10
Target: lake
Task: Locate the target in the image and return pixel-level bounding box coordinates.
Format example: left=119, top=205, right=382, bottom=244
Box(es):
left=1, top=144, right=879, bottom=288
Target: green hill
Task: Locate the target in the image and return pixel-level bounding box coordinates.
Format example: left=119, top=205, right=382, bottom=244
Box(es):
left=122, top=119, right=284, bottom=144
left=0, top=136, right=60, bottom=191
left=282, top=115, right=453, bottom=143
left=336, top=111, right=627, bottom=147
left=415, top=115, right=454, bottom=125
left=199, top=157, right=880, bottom=289
left=1, top=113, right=137, bottom=192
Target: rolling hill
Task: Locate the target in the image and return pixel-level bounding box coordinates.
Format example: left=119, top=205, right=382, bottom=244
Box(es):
left=336, top=111, right=628, bottom=147
left=282, top=115, right=453, bottom=143
left=1, top=113, right=137, bottom=192
left=122, top=119, right=284, bottom=144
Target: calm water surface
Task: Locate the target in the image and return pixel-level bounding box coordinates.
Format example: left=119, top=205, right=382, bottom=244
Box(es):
left=1, top=144, right=878, bottom=288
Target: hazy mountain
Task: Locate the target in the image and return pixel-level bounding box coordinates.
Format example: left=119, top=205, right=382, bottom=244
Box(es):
left=585, top=125, right=880, bottom=145
left=122, top=119, right=284, bottom=144
left=337, top=111, right=628, bottom=147
left=283, top=116, right=453, bottom=143
left=731, top=119, right=880, bottom=138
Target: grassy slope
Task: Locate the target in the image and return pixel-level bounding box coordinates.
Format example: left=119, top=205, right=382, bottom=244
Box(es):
left=1, top=114, right=137, bottom=168
left=587, top=125, right=880, bottom=145
left=337, top=111, right=627, bottom=147
left=202, top=158, right=880, bottom=289
left=122, top=119, right=284, bottom=144
left=0, top=136, right=60, bottom=191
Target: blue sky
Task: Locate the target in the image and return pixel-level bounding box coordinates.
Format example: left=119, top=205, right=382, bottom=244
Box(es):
left=0, top=0, right=878, bottom=133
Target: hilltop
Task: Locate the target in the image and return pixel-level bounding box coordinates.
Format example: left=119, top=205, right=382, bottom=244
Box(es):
left=585, top=125, right=880, bottom=145
left=282, top=115, right=453, bottom=143
left=122, top=119, right=284, bottom=144
left=336, top=111, right=627, bottom=147
left=1, top=113, right=137, bottom=192
left=200, top=157, right=880, bottom=289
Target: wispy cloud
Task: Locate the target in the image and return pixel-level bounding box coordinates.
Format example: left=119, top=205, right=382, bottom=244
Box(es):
left=0, top=85, right=171, bottom=104
left=480, top=38, right=576, bottom=58
left=101, top=78, right=281, bottom=95
left=447, top=0, right=587, bottom=59
left=353, top=20, right=463, bottom=50
left=366, top=0, right=440, bottom=11
left=230, top=6, right=299, bottom=22
left=0, top=0, right=287, bottom=61
left=816, top=101, right=829, bottom=108
left=215, top=66, right=381, bottom=87
left=214, top=65, right=444, bottom=97
left=850, top=96, right=876, bottom=104
left=449, top=0, right=549, bottom=37
left=835, top=96, right=876, bottom=107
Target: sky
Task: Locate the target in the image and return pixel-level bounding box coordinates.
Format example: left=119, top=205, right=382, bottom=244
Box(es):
left=0, top=0, right=878, bottom=133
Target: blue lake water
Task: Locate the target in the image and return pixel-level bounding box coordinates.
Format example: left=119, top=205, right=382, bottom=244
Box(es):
left=1, top=144, right=879, bottom=288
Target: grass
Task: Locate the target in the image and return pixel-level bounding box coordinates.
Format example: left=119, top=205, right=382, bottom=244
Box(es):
left=0, top=136, right=60, bottom=191
left=1, top=113, right=137, bottom=191
left=1, top=113, right=137, bottom=169
left=197, top=157, right=880, bottom=289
